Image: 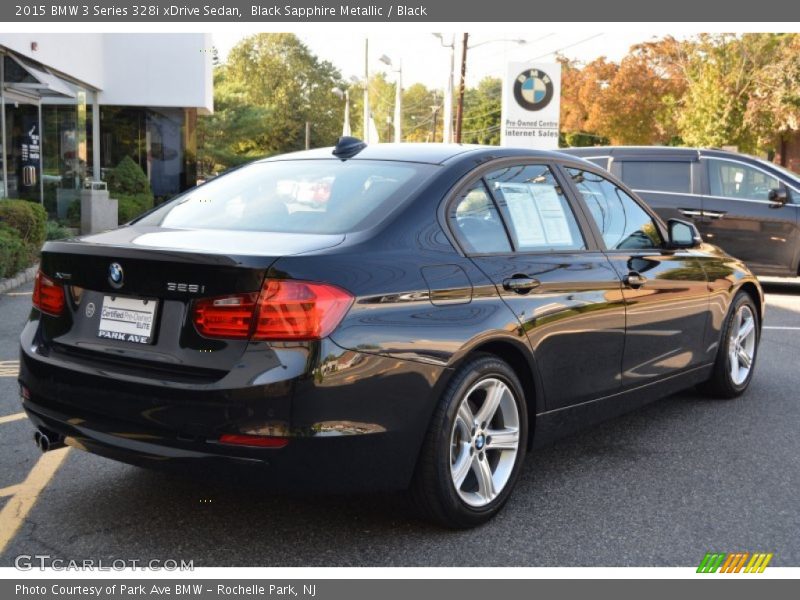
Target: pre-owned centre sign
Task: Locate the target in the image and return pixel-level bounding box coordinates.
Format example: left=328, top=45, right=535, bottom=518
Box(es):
left=501, top=62, right=561, bottom=149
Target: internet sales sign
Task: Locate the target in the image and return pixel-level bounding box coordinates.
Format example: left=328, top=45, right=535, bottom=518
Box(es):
left=501, top=62, right=561, bottom=149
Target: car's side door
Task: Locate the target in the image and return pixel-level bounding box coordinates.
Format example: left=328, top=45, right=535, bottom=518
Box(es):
left=562, top=165, right=712, bottom=387
left=448, top=161, right=626, bottom=411
left=701, top=156, right=800, bottom=275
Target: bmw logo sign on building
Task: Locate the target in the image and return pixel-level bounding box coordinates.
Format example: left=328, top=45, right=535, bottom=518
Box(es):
left=501, top=62, right=561, bottom=149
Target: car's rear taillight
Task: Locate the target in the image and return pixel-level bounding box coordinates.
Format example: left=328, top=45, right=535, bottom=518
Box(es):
left=192, top=279, right=353, bottom=341
left=192, top=292, right=258, bottom=340
left=32, top=270, right=66, bottom=316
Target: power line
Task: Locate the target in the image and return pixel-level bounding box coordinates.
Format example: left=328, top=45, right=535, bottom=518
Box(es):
left=527, top=33, right=605, bottom=61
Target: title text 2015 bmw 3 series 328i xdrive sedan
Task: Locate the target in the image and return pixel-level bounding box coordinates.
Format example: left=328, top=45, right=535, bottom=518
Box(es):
left=20, top=139, right=763, bottom=528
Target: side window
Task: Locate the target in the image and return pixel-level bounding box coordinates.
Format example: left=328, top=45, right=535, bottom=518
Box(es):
left=484, top=164, right=586, bottom=252
left=706, top=159, right=779, bottom=201
left=567, top=168, right=662, bottom=250
left=620, top=161, right=692, bottom=193
left=586, top=157, right=610, bottom=170
left=451, top=182, right=512, bottom=254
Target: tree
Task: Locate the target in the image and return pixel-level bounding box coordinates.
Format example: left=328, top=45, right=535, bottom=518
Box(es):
left=197, top=33, right=346, bottom=173
left=348, top=72, right=397, bottom=142
left=461, top=77, right=502, bottom=145
left=745, top=34, right=800, bottom=149
left=197, top=66, right=272, bottom=175
left=669, top=34, right=782, bottom=152
left=402, top=83, right=441, bottom=142
left=587, top=49, right=683, bottom=145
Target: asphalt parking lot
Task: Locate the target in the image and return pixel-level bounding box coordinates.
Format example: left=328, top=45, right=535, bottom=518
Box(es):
left=1, top=278, right=799, bottom=567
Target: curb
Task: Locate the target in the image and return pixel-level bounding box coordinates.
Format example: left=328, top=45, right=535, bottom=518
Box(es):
left=0, top=264, right=39, bottom=294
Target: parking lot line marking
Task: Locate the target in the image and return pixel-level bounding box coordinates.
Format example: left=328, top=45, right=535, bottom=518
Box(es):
left=0, top=447, right=69, bottom=555
left=0, top=359, right=19, bottom=377
left=0, top=485, right=21, bottom=498
left=0, top=412, right=25, bottom=425
left=762, top=326, right=800, bottom=330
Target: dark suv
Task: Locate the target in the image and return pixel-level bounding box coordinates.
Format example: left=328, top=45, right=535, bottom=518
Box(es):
left=562, top=147, right=800, bottom=277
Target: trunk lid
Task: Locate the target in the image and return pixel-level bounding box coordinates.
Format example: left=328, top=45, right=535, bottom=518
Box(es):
left=38, top=226, right=345, bottom=378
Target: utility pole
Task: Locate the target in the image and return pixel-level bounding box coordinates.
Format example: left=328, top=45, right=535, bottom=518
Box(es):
left=394, top=60, right=402, bottom=143
left=380, top=54, right=403, bottom=143
left=434, top=33, right=456, bottom=143
left=305, top=121, right=310, bottom=150
left=455, top=32, right=469, bottom=144
left=430, top=94, right=440, bottom=143
left=363, top=38, right=370, bottom=143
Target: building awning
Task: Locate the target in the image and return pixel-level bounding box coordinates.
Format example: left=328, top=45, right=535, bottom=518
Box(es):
left=4, top=54, right=76, bottom=98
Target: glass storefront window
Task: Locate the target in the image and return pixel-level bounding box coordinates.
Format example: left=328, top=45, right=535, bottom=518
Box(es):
left=42, top=85, right=91, bottom=218
left=1, top=50, right=94, bottom=213
left=1, top=50, right=196, bottom=210
left=101, top=106, right=197, bottom=203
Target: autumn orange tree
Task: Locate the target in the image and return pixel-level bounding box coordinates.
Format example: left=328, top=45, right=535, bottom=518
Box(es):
left=561, top=33, right=799, bottom=156
left=560, top=41, right=684, bottom=146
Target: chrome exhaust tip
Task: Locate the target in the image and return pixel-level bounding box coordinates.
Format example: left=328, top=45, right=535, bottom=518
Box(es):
left=34, top=428, right=65, bottom=453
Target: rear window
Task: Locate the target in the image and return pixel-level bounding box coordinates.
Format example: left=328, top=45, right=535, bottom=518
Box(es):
left=620, top=161, right=692, bottom=193
left=137, top=159, right=436, bottom=234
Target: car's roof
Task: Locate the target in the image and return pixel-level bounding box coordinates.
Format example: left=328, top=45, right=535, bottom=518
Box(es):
left=261, top=143, right=592, bottom=166
left=560, top=145, right=785, bottom=163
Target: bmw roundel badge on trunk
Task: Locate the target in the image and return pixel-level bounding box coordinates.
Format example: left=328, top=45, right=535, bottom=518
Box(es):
left=108, top=262, right=124, bottom=289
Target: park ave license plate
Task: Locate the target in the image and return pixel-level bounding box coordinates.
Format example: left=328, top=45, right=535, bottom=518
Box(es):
left=97, top=295, right=158, bottom=344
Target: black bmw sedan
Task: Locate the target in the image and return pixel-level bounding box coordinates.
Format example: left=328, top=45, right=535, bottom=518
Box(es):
left=20, top=140, right=763, bottom=528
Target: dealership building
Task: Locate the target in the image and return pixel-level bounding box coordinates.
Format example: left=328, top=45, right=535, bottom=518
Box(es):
left=0, top=33, right=212, bottom=216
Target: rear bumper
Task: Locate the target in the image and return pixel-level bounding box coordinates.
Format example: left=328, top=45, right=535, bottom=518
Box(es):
left=18, top=322, right=447, bottom=492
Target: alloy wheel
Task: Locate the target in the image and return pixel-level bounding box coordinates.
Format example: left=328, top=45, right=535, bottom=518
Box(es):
left=729, top=304, right=757, bottom=386
left=449, top=377, right=520, bottom=507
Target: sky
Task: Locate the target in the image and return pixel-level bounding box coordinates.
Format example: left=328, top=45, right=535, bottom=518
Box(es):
left=211, top=30, right=674, bottom=91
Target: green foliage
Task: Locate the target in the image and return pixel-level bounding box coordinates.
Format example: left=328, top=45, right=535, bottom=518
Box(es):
left=0, top=199, right=47, bottom=262
left=0, top=223, right=26, bottom=278
left=560, top=33, right=798, bottom=155
left=562, top=132, right=608, bottom=147
left=66, top=199, right=81, bottom=228
left=45, top=220, right=74, bottom=241
left=401, top=83, right=442, bottom=142
left=117, top=193, right=154, bottom=223
left=461, top=77, right=502, bottom=145
left=103, top=157, right=155, bottom=223
left=674, top=34, right=781, bottom=152
left=107, top=156, right=152, bottom=195
left=198, top=33, right=346, bottom=175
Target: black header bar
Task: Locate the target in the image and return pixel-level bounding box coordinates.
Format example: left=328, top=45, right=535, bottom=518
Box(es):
left=4, top=0, right=800, bottom=22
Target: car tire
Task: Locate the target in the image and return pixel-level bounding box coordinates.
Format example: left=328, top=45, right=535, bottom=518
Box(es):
left=697, top=291, right=760, bottom=399
left=410, top=354, right=528, bottom=528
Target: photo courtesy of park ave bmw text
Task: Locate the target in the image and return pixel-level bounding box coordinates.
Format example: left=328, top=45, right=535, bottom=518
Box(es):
left=0, top=0, right=799, bottom=596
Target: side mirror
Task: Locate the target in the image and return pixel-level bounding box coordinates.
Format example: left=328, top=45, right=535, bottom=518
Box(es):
left=667, top=219, right=702, bottom=248
left=768, top=187, right=789, bottom=205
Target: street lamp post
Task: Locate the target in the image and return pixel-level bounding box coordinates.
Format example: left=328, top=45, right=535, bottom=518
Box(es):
left=362, top=38, right=370, bottom=143
left=433, top=33, right=455, bottom=144
left=331, top=87, right=351, bottom=137
left=453, top=35, right=527, bottom=143
left=379, top=54, right=403, bottom=143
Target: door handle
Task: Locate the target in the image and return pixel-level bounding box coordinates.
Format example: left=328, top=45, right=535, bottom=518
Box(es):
left=703, top=210, right=726, bottom=219
left=678, top=208, right=703, bottom=218
left=502, top=276, right=541, bottom=294
left=624, top=272, right=647, bottom=289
